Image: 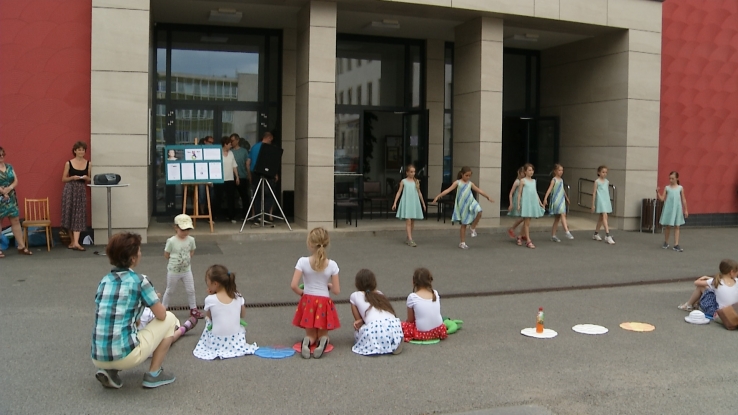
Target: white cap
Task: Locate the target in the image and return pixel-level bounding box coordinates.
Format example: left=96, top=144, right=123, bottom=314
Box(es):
left=174, top=214, right=194, bottom=230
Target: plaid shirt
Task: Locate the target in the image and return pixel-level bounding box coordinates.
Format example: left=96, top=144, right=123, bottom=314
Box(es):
left=91, top=268, right=159, bottom=362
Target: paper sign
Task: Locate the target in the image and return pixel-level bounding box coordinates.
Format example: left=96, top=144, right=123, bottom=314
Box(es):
left=203, top=148, right=221, bottom=161
left=185, top=149, right=203, bottom=161
left=209, top=162, right=223, bottom=180
left=181, top=163, right=195, bottom=181
left=195, top=163, right=208, bottom=180
left=167, top=163, right=181, bottom=181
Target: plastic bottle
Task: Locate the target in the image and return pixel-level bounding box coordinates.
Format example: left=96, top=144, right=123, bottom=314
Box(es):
left=536, top=307, right=544, bottom=333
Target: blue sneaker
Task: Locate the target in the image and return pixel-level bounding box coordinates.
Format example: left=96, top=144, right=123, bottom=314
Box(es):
left=142, top=368, right=175, bottom=388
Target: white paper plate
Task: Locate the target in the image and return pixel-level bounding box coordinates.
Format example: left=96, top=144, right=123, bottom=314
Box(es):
left=520, top=328, right=558, bottom=339
left=572, top=324, right=609, bottom=335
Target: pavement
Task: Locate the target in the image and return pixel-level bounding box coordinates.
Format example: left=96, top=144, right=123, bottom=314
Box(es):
left=1, top=224, right=737, bottom=415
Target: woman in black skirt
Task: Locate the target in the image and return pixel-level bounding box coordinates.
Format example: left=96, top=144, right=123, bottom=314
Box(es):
left=61, top=141, right=91, bottom=251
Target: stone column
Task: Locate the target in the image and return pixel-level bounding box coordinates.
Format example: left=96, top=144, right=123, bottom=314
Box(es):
left=281, top=28, right=297, bottom=194
left=294, top=1, right=336, bottom=230
left=90, top=0, right=150, bottom=243
left=453, top=17, right=503, bottom=226
left=426, top=39, right=445, bottom=199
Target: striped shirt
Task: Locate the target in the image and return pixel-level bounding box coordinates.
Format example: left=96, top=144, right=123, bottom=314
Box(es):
left=91, top=268, right=159, bottom=362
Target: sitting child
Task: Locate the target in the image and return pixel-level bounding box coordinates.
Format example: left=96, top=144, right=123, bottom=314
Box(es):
left=678, top=259, right=738, bottom=318
left=401, top=268, right=448, bottom=342
left=349, top=269, right=403, bottom=355
left=193, top=265, right=258, bottom=360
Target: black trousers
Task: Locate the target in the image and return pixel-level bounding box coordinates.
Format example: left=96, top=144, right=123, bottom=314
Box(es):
left=214, top=180, right=237, bottom=221
left=251, top=176, right=275, bottom=217
left=236, top=177, right=251, bottom=218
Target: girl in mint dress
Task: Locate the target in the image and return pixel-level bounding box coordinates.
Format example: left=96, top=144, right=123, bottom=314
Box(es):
left=506, top=167, right=526, bottom=243
left=591, top=166, right=615, bottom=245
left=392, top=164, right=426, bottom=247
left=542, top=164, right=573, bottom=243
left=656, top=171, right=688, bottom=252
left=517, top=163, right=545, bottom=249
left=432, top=166, right=494, bottom=249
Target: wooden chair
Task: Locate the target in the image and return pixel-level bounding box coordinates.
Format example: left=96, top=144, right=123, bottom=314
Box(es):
left=363, top=181, right=389, bottom=219
left=22, top=198, right=52, bottom=252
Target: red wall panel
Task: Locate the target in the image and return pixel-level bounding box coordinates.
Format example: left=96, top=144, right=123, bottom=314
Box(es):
left=660, top=0, right=738, bottom=214
left=0, top=0, right=91, bottom=227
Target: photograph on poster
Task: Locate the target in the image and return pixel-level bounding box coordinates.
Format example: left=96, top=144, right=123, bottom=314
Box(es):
left=209, top=162, right=223, bottom=180
left=167, top=163, right=181, bottom=181
left=167, top=149, right=184, bottom=161
left=181, top=163, right=195, bottom=181
left=195, top=163, right=209, bottom=180
left=203, top=148, right=221, bottom=161
left=185, top=149, right=203, bottom=161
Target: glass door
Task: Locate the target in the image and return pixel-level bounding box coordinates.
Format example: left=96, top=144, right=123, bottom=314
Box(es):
left=402, top=110, right=429, bottom=197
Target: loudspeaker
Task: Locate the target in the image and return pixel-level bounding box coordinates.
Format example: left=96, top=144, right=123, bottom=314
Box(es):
left=93, top=173, right=121, bottom=185
left=253, top=144, right=283, bottom=179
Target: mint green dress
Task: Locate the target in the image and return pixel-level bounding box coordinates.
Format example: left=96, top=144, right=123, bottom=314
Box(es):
left=548, top=178, right=567, bottom=215
left=660, top=185, right=685, bottom=226
left=452, top=180, right=482, bottom=224
left=594, top=179, right=612, bottom=213
left=519, top=178, right=544, bottom=218
left=507, top=179, right=521, bottom=217
left=396, top=179, right=424, bottom=220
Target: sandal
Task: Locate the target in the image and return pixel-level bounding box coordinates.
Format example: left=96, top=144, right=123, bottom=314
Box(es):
left=526, top=241, right=536, bottom=249
left=0, top=250, right=4, bottom=258
left=677, top=303, right=693, bottom=311
left=516, top=237, right=522, bottom=246
left=17, top=247, right=33, bottom=255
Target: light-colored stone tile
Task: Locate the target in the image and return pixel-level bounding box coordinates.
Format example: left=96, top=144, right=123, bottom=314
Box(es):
left=628, top=52, right=661, bottom=101
left=91, top=71, right=149, bottom=135
left=559, top=146, right=626, bottom=170
left=426, top=58, right=445, bottom=103
left=453, top=0, right=534, bottom=17
left=454, top=142, right=481, bottom=169
left=560, top=0, right=607, bottom=26
left=626, top=99, right=660, bottom=148
left=308, top=1, right=337, bottom=28
left=93, top=0, right=148, bottom=10
left=281, top=163, right=295, bottom=191
left=428, top=101, right=444, bottom=145
left=541, top=30, right=628, bottom=69
left=294, top=165, right=308, bottom=224
left=284, top=28, right=297, bottom=51
left=282, top=49, right=297, bottom=97
left=90, top=165, right=148, bottom=229
left=282, top=138, right=296, bottom=166
left=295, top=83, right=309, bottom=140
left=307, top=137, right=335, bottom=167
left=306, top=166, right=334, bottom=223
left=455, top=17, right=503, bottom=48
left=92, top=8, right=149, bottom=72
left=480, top=90, right=502, bottom=142
left=308, top=26, right=336, bottom=84
left=623, top=169, right=658, bottom=218
left=588, top=52, right=629, bottom=102
left=428, top=143, right=443, bottom=167
left=481, top=40, right=503, bottom=93
left=453, top=92, right=481, bottom=142
left=296, top=26, right=309, bottom=88
left=608, top=0, right=662, bottom=32
left=384, top=0, right=451, bottom=7
left=453, top=41, right=481, bottom=96
left=628, top=30, right=661, bottom=55
left=559, top=100, right=628, bottom=147
left=427, top=39, right=445, bottom=61
left=91, top=134, right=147, bottom=167
left=281, top=95, right=296, bottom=142
left=535, top=0, right=559, bottom=19
left=625, top=146, right=658, bottom=171
left=306, top=82, right=336, bottom=139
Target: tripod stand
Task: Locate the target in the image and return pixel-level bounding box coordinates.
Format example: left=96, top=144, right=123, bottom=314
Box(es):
left=240, top=175, right=292, bottom=232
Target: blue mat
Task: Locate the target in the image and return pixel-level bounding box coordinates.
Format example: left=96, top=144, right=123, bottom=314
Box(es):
left=254, top=346, right=296, bottom=359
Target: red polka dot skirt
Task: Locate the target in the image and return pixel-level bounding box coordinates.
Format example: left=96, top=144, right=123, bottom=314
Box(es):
left=401, top=321, right=448, bottom=342
left=292, top=294, right=340, bottom=330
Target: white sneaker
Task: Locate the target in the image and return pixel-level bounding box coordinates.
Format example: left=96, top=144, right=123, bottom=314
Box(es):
left=470, top=228, right=477, bottom=237
left=459, top=242, right=469, bottom=249
left=551, top=236, right=561, bottom=242
left=592, top=234, right=602, bottom=241
left=605, top=236, right=615, bottom=245
left=565, top=232, right=574, bottom=240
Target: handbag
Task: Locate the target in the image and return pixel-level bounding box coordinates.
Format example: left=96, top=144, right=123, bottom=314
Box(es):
left=715, top=302, right=738, bottom=330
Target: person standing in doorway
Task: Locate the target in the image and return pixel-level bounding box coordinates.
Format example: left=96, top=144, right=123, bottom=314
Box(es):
left=230, top=134, right=251, bottom=221
left=246, top=132, right=279, bottom=226
left=61, top=141, right=91, bottom=251
left=214, top=136, right=239, bottom=223
left=197, top=136, right=215, bottom=215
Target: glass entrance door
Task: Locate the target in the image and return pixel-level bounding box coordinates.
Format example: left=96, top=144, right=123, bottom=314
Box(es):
left=402, top=110, right=429, bottom=197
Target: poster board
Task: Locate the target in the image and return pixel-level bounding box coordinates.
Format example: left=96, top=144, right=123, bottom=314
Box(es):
left=165, top=145, right=224, bottom=185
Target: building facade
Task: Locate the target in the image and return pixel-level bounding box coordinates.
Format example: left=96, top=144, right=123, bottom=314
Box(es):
left=1, top=0, right=736, bottom=242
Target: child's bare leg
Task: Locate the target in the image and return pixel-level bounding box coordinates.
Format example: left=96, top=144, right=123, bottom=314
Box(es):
left=551, top=215, right=560, bottom=236
left=595, top=215, right=603, bottom=233
left=684, top=286, right=704, bottom=307
left=523, top=218, right=531, bottom=241
left=674, top=226, right=680, bottom=246
left=149, top=336, right=173, bottom=372
left=305, top=328, right=318, bottom=344
left=459, top=224, right=467, bottom=243
left=602, top=213, right=610, bottom=233
left=512, top=218, right=524, bottom=232
left=317, top=329, right=329, bottom=341
left=410, top=219, right=415, bottom=237
left=172, top=328, right=183, bottom=343
left=560, top=213, right=570, bottom=233
left=405, top=219, right=412, bottom=241
left=471, top=212, right=482, bottom=229
left=663, top=226, right=671, bottom=244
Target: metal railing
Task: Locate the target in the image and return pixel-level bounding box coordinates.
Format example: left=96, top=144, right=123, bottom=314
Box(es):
left=577, top=178, right=616, bottom=214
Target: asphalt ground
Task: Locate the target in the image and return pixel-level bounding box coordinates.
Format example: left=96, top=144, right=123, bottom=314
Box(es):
left=1, top=227, right=736, bottom=415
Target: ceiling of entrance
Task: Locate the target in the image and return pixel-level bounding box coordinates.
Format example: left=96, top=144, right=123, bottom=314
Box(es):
left=152, top=0, right=619, bottom=50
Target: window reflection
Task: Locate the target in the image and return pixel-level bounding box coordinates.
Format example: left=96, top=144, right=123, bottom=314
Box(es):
left=335, top=113, right=361, bottom=173
left=336, top=41, right=406, bottom=107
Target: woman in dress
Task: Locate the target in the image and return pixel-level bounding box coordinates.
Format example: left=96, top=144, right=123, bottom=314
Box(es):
left=61, top=141, right=91, bottom=251
left=0, top=146, right=33, bottom=257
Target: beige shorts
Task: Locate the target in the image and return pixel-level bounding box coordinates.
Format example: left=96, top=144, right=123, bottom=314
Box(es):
left=92, top=311, right=178, bottom=371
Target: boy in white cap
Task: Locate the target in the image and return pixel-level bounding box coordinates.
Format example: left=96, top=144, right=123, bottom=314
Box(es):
left=162, top=214, right=202, bottom=319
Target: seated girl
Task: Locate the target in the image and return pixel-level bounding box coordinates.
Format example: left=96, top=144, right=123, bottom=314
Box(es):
left=678, top=259, right=738, bottom=318
left=401, top=268, right=448, bottom=342
left=350, top=269, right=403, bottom=355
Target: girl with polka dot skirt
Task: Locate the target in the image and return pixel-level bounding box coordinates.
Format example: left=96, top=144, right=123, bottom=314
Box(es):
left=401, top=268, right=448, bottom=342
left=290, top=227, right=341, bottom=359
left=193, top=265, right=258, bottom=360
left=350, top=269, right=404, bottom=356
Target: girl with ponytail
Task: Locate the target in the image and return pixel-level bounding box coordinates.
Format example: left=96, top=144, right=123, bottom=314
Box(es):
left=193, top=265, right=258, bottom=360
left=350, top=269, right=404, bottom=355
left=291, top=227, right=341, bottom=358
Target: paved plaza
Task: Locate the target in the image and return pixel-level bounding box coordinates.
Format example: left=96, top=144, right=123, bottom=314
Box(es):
left=1, top=225, right=737, bottom=415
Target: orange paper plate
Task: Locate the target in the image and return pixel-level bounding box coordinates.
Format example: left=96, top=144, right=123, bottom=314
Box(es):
left=619, top=322, right=655, bottom=332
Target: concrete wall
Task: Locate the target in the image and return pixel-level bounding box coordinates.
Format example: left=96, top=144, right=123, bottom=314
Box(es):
left=91, top=0, right=151, bottom=242
left=540, top=28, right=662, bottom=230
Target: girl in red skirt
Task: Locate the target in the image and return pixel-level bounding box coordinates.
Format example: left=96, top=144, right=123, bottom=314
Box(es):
left=402, top=268, right=448, bottom=342
left=290, top=227, right=341, bottom=358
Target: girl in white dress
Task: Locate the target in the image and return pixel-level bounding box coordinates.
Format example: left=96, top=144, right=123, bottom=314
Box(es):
left=193, top=265, right=258, bottom=360
left=350, top=269, right=404, bottom=355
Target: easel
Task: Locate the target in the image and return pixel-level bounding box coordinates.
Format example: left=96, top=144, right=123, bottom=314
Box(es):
left=182, top=183, right=214, bottom=232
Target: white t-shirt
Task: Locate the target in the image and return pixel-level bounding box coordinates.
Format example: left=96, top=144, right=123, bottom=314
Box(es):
left=204, top=294, right=244, bottom=337
left=406, top=290, right=443, bottom=332
left=705, top=278, right=738, bottom=309
left=137, top=307, right=155, bottom=330
left=165, top=235, right=196, bottom=273
left=350, top=290, right=395, bottom=324
left=221, top=150, right=237, bottom=182
left=295, top=256, right=339, bottom=297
